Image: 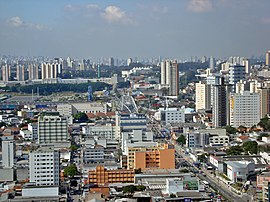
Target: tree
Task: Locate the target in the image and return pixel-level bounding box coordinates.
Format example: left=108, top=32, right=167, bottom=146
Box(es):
left=224, top=125, right=237, bottom=134
left=64, top=164, right=78, bottom=178
left=243, top=141, right=258, bottom=154
left=135, top=168, right=142, bottom=174
left=122, top=185, right=137, bottom=194
left=226, top=145, right=244, bottom=155
left=70, top=144, right=79, bottom=151
left=73, top=112, right=88, bottom=123
left=198, top=154, right=207, bottom=163
left=258, top=116, right=270, bottom=131
left=0, top=122, right=7, bottom=128
left=177, top=135, right=186, bottom=146
left=257, top=133, right=270, bottom=141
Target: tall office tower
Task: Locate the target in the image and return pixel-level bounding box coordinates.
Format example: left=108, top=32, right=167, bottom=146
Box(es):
left=38, top=113, right=68, bottom=145
left=1, top=139, right=15, bottom=168
left=230, top=91, right=260, bottom=128
left=160, top=60, right=179, bottom=96
left=29, top=146, right=60, bottom=186
left=241, top=58, right=250, bottom=74
left=266, top=50, right=270, bottom=67
left=16, top=64, right=25, bottom=81
left=109, top=57, right=114, bottom=67
left=258, top=87, right=270, bottom=118
left=1, top=64, right=10, bottom=82
left=209, top=56, right=216, bottom=69
left=195, top=81, right=211, bottom=111
left=229, top=64, right=246, bottom=92
left=212, top=78, right=229, bottom=128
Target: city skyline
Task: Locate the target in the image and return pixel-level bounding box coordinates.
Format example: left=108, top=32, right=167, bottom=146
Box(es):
left=0, top=0, right=270, bottom=59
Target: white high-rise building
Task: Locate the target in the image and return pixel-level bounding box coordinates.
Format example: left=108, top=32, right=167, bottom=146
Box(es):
left=160, top=60, right=179, bottom=96
left=16, top=64, right=25, bottom=81
left=29, top=146, right=60, bottom=186
left=230, top=91, right=260, bottom=128
left=195, top=81, right=211, bottom=111
left=28, top=63, right=39, bottom=80
left=38, top=113, right=69, bottom=145
left=1, top=139, right=15, bottom=168
left=41, top=63, right=62, bottom=79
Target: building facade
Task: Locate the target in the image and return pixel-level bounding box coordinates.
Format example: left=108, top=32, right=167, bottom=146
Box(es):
left=160, top=60, right=179, bottom=96
left=87, top=165, right=134, bottom=185
left=38, top=113, right=69, bottom=145
left=195, top=81, right=211, bottom=111
left=29, top=146, right=60, bottom=186
left=230, top=91, right=260, bottom=128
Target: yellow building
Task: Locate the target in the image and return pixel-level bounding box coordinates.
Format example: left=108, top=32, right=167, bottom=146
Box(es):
left=127, top=143, right=175, bottom=170
left=87, top=166, right=134, bottom=186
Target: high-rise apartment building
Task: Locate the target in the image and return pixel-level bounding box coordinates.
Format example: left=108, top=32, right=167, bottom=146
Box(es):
left=230, top=91, right=260, bottom=128
left=160, top=60, right=179, bottom=96
left=29, top=146, right=60, bottom=186
left=1, top=138, right=15, bottom=168
left=212, top=78, right=230, bottom=128
left=195, top=81, right=211, bottom=111
left=28, top=64, right=39, bottom=80
left=258, top=87, right=270, bottom=118
left=38, top=113, right=69, bottom=145
left=41, top=63, right=62, bottom=79
left=266, top=50, right=270, bottom=67
left=1, top=64, right=11, bottom=82
left=16, top=64, right=25, bottom=81
left=209, top=56, right=216, bottom=69
left=229, top=64, right=246, bottom=92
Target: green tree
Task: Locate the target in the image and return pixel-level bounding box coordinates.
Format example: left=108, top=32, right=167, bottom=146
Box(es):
left=198, top=154, right=207, bottom=163
left=122, top=185, right=137, bottom=194
left=170, top=193, right=177, bottom=198
left=70, top=144, right=79, bottom=151
left=64, top=164, right=78, bottom=178
left=224, top=125, right=237, bottom=134
left=243, top=141, right=258, bottom=154
left=226, top=145, right=244, bottom=155
left=177, top=135, right=186, bottom=146
left=257, top=133, right=270, bottom=141
left=134, top=168, right=142, bottom=174
left=0, top=122, right=7, bottom=128
left=258, top=116, right=270, bottom=131
left=73, top=112, right=88, bottom=122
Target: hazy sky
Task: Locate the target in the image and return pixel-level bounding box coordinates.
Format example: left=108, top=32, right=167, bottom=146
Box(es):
left=0, top=0, right=270, bottom=59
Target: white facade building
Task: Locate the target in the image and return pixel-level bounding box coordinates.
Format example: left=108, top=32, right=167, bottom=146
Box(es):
left=195, top=81, right=211, bottom=111
left=38, top=113, right=69, bottom=145
left=230, top=91, right=260, bottom=128
left=1, top=139, right=15, bottom=168
left=29, top=146, right=60, bottom=186
left=155, top=107, right=185, bottom=125
left=225, top=161, right=255, bottom=182
left=28, top=122, right=38, bottom=141
left=82, top=124, right=116, bottom=140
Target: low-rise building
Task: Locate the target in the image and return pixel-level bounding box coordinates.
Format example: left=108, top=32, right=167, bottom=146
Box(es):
left=224, top=161, right=255, bottom=182
left=87, top=165, right=134, bottom=185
